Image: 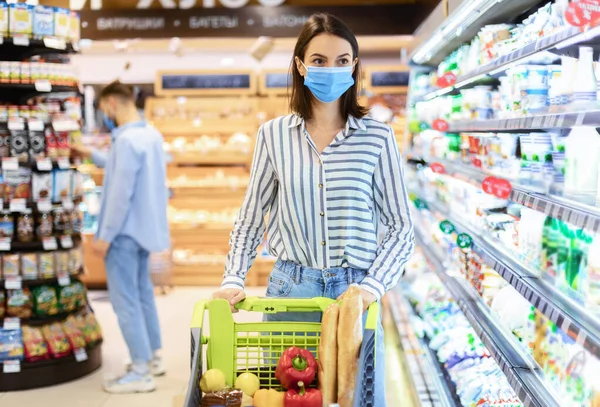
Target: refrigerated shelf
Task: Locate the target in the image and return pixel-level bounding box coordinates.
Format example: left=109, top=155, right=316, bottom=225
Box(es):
left=414, top=230, right=561, bottom=407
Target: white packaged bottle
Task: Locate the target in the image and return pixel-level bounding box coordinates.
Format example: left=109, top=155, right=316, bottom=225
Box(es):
left=573, top=46, right=597, bottom=103
left=565, top=126, right=600, bottom=199
left=559, top=56, right=576, bottom=105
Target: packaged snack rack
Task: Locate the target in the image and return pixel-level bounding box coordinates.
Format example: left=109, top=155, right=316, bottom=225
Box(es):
left=184, top=297, right=380, bottom=407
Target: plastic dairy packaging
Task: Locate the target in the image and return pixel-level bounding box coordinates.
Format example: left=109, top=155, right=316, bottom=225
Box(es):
left=573, top=47, right=597, bottom=104
left=564, top=126, right=600, bottom=199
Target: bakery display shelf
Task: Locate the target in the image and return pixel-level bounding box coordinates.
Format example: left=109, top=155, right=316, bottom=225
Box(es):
left=2, top=304, right=88, bottom=328
left=0, top=342, right=101, bottom=392
left=0, top=37, right=79, bottom=61
left=423, top=157, right=600, bottom=233
left=424, top=196, right=600, bottom=360
left=419, top=25, right=581, bottom=102
left=167, top=151, right=251, bottom=167
left=4, top=234, right=81, bottom=253
left=414, top=230, right=561, bottom=407
left=448, top=109, right=600, bottom=133
left=0, top=267, right=83, bottom=287
left=387, top=289, right=461, bottom=407
left=169, top=185, right=247, bottom=198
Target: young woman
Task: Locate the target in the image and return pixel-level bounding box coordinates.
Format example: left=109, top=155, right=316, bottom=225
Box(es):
left=212, top=13, right=414, bottom=406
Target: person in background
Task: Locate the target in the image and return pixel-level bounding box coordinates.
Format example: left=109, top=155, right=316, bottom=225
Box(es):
left=212, top=13, right=414, bottom=407
left=72, top=81, right=170, bottom=394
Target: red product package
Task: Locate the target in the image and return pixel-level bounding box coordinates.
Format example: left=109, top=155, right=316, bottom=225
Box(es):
left=22, top=326, right=50, bottom=362
left=55, top=132, right=70, bottom=158
left=62, top=316, right=86, bottom=349
left=41, top=323, right=72, bottom=359
left=44, top=126, right=58, bottom=160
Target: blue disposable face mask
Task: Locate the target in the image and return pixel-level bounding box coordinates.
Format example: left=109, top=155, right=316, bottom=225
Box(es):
left=301, top=61, right=355, bottom=103
left=103, top=114, right=117, bottom=132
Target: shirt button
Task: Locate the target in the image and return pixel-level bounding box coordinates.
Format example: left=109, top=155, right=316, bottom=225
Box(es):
left=320, top=212, right=324, bottom=216
left=321, top=241, right=326, bottom=246
left=318, top=184, right=323, bottom=189
left=319, top=160, right=323, bottom=165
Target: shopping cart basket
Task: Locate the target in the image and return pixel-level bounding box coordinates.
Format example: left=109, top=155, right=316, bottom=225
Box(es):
left=184, top=297, right=380, bottom=407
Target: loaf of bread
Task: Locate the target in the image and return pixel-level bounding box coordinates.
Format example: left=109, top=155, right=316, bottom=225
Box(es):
left=318, top=303, right=339, bottom=407
left=337, top=286, right=363, bottom=407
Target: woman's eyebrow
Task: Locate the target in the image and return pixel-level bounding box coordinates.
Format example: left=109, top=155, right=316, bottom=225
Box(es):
left=337, top=53, right=351, bottom=58
left=310, top=53, right=328, bottom=58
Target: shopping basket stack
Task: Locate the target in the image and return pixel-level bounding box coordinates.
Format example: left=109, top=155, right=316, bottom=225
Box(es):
left=184, top=297, right=379, bottom=407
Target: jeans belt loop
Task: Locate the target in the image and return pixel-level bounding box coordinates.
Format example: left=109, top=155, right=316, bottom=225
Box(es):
left=348, top=268, right=353, bottom=285
left=294, top=264, right=301, bottom=285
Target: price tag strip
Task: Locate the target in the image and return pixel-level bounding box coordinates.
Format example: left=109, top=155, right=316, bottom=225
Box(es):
left=2, top=157, right=19, bottom=171
left=5, top=276, right=22, bottom=290
left=36, top=158, right=53, bottom=171
left=34, top=80, right=52, bottom=93
left=9, top=199, right=27, bottom=213
left=42, top=237, right=58, bottom=251
left=57, top=157, right=71, bottom=169
left=60, top=235, right=74, bottom=249
left=0, top=237, right=11, bottom=251
left=74, top=348, right=88, bottom=362
left=37, top=199, right=53, bottom=212
left=3, top=360, right=21, bottom=374
left=3, top=318, right=20, bottom=330
left=57, top=273, right=71, bottom=286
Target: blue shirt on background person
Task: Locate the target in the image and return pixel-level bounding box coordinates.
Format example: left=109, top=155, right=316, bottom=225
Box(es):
left=91, top=121, right=170, bottom=253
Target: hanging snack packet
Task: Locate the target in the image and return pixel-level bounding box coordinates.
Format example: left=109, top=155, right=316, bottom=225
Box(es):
left=62, top=316, right=86, bottom=349
left=41, top=322, right=72, bottom=358
left=57, top=283, right=76, bottom=312
left=32, top=286, right=59, bottom=316
left=0, top=328, right=24, bottom=361
left=22, top=326, right=49, bottom=362
left=6, top=288, right=33, bottom=319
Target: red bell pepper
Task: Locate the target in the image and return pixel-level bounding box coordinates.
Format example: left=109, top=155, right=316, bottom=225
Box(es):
left=284, top=381, right=322, bottom=407
left=275, top=347, right=317, bottom=390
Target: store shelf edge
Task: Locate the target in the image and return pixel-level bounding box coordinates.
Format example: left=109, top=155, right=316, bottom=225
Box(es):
left=417, top=157, right=600, bottom=234
left=414, top=231, right=561, bottom=407
left=423, top=197, right=600, bottom=359
left=387, top=290, right=460, bottom=407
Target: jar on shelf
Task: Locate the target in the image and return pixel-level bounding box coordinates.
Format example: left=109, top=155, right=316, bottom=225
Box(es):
left=53, top=208, right=72, bottom=236
left=17, top=209, right=34, bottom=243
left=36, top=210, right=53, bottom=240
left=71, top=207, right=82, bottom=234
left=0, top=210, right=14, bottom=239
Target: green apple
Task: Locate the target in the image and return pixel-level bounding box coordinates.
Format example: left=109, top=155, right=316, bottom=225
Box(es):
left=235, top=372, right=260, bottom=396
left=199, top=369, right=226, bottom=393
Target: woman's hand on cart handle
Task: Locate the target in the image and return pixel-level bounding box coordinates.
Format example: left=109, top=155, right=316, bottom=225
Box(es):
left=211, top=289, right=246, bottom=313
left=337, top=287, right=377, bottom=313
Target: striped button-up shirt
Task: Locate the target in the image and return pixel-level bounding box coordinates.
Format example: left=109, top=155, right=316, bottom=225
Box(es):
left=222, top=114, right=414, bottom=300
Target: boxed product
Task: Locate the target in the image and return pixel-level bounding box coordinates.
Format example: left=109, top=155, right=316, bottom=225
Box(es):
left=52, top=169, right=71, bottom=202
left=20, top=62, right=30, bottom=84
left=29, top=127, right=46, bottom=160
left=33, top=286, right=59, bottom=316
left=0, top=328, right=24, bottom=362
left=41, top=322, right=71, bottom=358
left=57, top=284, right=76, bottom=312
left=6, top=288, right=33, bottom=319
left=10, top=128, right=29, bottom=163
left=0, top=62, right=9, bottom=84
left=32, top=172, right=52, bottom=200
left=0, top=124, right=9, bottom=157
left=68, top=11, right=80, bottom=43
left=38, top=252, right=55, bottom=279
left=22, top=326, right=49, bottom=362
left=9, top=62, right=19, bottom=84
left=3, top=254, right=19, bottom=278
left=56, top=131, right=70, bottom=157
left=33, top=5, right=54, bottom=38
left=3, top=168, right=31, bottom=200
left=44, top=125, right=58, bottom=160
left=0, top=3, right=8, bottom=37
left=55, top=250, right=69, bottom=274
left=21, top=253, right=38, bottom=280
left=53, top=8, right=69, bottom=40
left=8, top=3, right=34, bottom=37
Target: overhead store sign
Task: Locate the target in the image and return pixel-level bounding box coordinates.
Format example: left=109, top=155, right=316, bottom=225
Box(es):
left=66, top=0, right=286, bottom=9
left=79, top=5, right=424, bottom=39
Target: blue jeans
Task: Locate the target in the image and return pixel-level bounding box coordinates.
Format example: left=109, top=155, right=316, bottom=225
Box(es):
left=264, top=259, right=386, bottom=407
left=105, top=235, right=162, bottom=364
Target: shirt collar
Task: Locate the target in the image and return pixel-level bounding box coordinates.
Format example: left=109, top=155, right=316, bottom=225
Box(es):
left=112, top=120, right=148, bottom=139
left=288, top=114, right=366, bottom=132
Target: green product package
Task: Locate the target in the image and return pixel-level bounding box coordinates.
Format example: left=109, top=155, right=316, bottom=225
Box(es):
left=58, top=284, right=77, bottom=312
left=32, top=286, right=59, bottom=316
left=70, top=281, right=87, bottom=308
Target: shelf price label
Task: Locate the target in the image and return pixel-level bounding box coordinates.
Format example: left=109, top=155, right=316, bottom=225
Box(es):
left=9, top=199, right=26, bottom=213
left=456, top=233, right=473, bottom=249
left=74, top=348, right=88, bottom=362
left=37, top=199, right=52, bottom=212
left=439, top=220, right=455, bottom=235
left=436, top=71, right=457, bottom=88
left=2, top=157, right=18, bottom=170
left=43, top=37, right=67, bottom=50
left=430, top=162, right=446, bottom=174
left=565, top=1, right=600, bottom=28
left=432, top=119, right=449, bottom=132
left=482, top=176, right=497, bottom=195
left=34, top=80, right=52, bottom=93
left=12, top=34, right=29, bottom=47
left=3, top=360, right=21, bottom=374
left=493, top=178, right=512, bottom=199
left=0, top=237, right=11, bottom=251
left=5, top=276, right=22, bottom=290
left=36, top=157, right=53, bottom=171
left=3, top=318, right=20, bottom=330
left=57, top=157, right=71, bottom=169
left=62, top=199, right=74, bottom=210
left=60, top=235, right=74, bottom=249
left=57, top=273, right=71, bottom=287
left=42, top=237, right=58, bottom=251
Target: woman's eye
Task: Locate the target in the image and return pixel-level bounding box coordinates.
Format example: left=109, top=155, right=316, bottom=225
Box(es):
left=338, top=58, right=349, bottom=65
left=312, top=59, right=324, bottom=65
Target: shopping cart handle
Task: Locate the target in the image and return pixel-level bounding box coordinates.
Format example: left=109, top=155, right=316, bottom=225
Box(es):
left=235, top=297, right=335, bottom=313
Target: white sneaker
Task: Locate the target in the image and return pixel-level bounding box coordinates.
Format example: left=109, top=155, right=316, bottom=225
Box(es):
left=103, top=371, right=156, bottom=394
left=150, top=358, right=166, bottom=377
left=125, top=358, right=166, bottom=377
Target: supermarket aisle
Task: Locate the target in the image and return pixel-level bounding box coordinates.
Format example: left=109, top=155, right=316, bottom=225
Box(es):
left=0, top=287, right=413, bottom=407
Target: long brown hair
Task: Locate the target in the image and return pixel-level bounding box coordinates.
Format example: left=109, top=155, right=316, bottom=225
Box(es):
left=289, top=13, right=368, bottom=121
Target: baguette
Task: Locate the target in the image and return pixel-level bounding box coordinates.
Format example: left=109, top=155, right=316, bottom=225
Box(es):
left=337, top=286, right=363, bottom=407
left=318, top=303, right=339, bottom=407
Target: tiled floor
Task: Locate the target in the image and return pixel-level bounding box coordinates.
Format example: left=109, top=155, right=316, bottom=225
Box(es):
left=0, top=287, right=413, bottom=407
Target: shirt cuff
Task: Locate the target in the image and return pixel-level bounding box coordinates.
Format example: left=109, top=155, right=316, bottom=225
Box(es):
left=221, top=275, right=245, bottom=290
left=97, top=227, right=117, bottom=244
left=91, top=149, right=105, bottom=168
left=359, top=276, right=386, bottom=301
